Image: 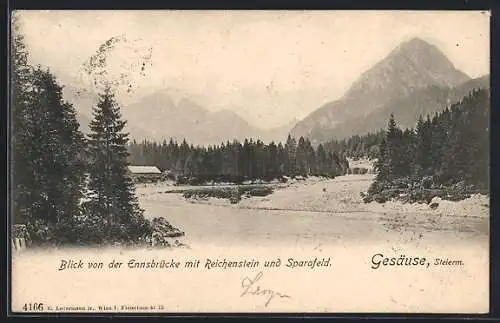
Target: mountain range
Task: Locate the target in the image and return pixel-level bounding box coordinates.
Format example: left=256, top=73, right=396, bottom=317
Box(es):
left=291, top=37, right=489, bottom=143
left=64, top=87, right=296, bottom=146
left=65, top=37, right=489, bottom=146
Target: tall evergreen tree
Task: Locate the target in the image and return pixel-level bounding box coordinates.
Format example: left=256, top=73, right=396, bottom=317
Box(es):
left=316, top=144, right=327, bottom=176
left=285, top=134, right=297, bottom=175
left=295, top=137, right=305, bottom=175
left=414, top=115, right=428, bottom=177
left=30, top=68, right=86, bottom=243
left=374, top=138, right=388, bottom=182
left=385, top=114, right=404, bottom=179
left=11, top=14, right=32, bottom=225
left=11, top=16, right=86, bottom=243
left=400, top=128, right=416, bottom=177
left=439, top=89, right=489, bottom=188
left=86, top=87, right=151, bottom=244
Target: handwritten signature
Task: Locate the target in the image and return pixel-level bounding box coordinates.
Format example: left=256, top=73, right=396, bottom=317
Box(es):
left=240, top=271, right=291, bottom=307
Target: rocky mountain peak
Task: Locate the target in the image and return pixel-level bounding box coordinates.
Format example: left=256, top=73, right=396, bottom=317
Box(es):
left=291, top=37, right=473, bottom=141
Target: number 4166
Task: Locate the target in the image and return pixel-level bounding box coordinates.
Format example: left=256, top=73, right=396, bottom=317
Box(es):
left=23, top=303, right=44, bottom=311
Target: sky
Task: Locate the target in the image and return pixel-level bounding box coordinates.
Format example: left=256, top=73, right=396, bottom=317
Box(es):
left=14, top=10, right=490, bottom=129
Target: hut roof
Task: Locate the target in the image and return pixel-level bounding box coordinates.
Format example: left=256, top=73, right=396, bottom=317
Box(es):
left=127, top=166, right=162, bottom=174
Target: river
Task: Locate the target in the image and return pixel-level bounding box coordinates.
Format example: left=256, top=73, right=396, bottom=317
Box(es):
left=137, top=173, right=489, bottom=249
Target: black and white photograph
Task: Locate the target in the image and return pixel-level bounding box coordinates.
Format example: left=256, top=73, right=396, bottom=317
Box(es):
left=10, top=10, right=490, bottom=313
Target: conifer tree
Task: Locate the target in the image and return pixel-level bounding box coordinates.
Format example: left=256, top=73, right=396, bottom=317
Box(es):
left=401, top=128, right=416, bottom=177
left=440, top=89, right=489, bottom=188
left=316, top=144, right=327, bottom=176
left=11, top=16, right=86, bottom=243
left=265, top=142, right=279, bottom=179
left=30, top=68, right=86, bottom=243
left=414, top=115, right=428, bottom=177
left=285, top=135, right=297, bottom=175
left=86, top=87, right=151, bottom=244
left=277, top=142, right=286, bottom=174
left=374, top=138, right=388, bottom=182
left=384, top=114, right=398, bottom=179
left=11, top=14, right=33, bottom=225
left=295, top=136, right=307, bottom=175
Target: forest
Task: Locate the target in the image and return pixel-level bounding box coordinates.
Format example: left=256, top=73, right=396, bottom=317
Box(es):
left=365, top=88, right=489, bottom=203
left=128, top=136, right=349, bottom=184
left=324, top=130, right=385, bottom=160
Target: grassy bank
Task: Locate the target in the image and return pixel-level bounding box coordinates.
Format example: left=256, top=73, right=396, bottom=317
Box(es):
left=183, top=185, right=274, bottom=203
left=363, top=179, right=489, bottom=204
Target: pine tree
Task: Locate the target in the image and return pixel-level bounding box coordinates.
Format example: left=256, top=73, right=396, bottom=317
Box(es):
left=285, top=134, right=297, bottom=175
left=265, top=142, right=279, bottom=179
left=30, top=68, right=86, bottom=243
left=11, top=17, right=86, bottom=244
left=440, top=89, right=489, bottom=188
left=86, top=87, right=151, bottom=244
left=385, top=114, right=404, bottom=179
left=295, top=137, right=307, bottom=175
left=316, top=144, right=327, bottom=176
left=401, top=128, right=416, bottom=178
left=467, top=89, right=490, bottom=189
left=11, top=14, right=33, bottom=225
left=414, top=115, right=428, bottom=178
left=277, top=142, right=286, bottom=175
left=374, top=138, right=388, bottom=182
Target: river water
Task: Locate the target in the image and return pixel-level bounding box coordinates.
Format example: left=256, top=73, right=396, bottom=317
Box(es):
left=137, top=174, right=489, bottom=250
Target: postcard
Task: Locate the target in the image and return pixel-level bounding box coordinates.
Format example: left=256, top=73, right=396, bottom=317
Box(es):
left=9, top=10, right=490, bottom=314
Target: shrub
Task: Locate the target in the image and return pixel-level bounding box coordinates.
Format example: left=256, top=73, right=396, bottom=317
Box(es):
left=350, top=167, right=369, bottom=175
left=183, top=185, right=274, bottom=203
left=367, top=180, right=390, bottom=196
left=420, top=176, right=434, bottom=189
